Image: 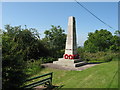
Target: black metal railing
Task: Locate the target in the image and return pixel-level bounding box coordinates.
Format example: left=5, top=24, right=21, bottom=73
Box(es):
left=23, top=72, right=53, bottom=89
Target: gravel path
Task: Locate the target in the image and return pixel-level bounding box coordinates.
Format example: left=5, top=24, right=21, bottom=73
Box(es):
left=41, top=63, right=99, bottom=71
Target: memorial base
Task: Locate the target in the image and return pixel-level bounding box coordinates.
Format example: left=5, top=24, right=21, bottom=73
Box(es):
left=53, top=58, right=87, bottom=67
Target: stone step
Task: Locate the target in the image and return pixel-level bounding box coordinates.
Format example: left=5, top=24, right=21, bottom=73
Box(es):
left=57, top=58, right=82, bottom=63
left=74, top=59, right=83, bottom=63
left=75, top=61, right=87, bottom=67
left=53, top=58, right=87, bottom=67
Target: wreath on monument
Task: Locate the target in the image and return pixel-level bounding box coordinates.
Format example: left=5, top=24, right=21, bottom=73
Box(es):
left=64, top=54, right=68, bottom=59
left=64, top=54, right=79, bottom=59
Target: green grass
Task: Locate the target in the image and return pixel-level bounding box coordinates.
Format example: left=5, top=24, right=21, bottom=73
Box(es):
left=28, top=59, right=118, bottom=88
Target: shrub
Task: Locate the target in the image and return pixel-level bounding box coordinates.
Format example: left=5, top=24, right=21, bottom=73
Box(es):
left=39, top=57, right=56, bottom=63
left=79, top=51, right=119, bottom=63
left=25, top=60, right=42, bottom=76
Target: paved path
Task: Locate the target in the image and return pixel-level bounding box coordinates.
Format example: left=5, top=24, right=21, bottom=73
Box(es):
left=41, top=63, right=99, bottom=71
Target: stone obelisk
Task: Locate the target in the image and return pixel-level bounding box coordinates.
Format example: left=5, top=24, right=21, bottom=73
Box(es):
left=53, top=16, right=86, bottom=67
left=64, top=16, right=78, bottom=58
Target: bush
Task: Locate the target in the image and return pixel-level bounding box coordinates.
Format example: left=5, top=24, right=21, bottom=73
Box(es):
left=25, top=60, right=42, bottom=76
left=2, top=51, right=27, bottom=89
left=25, top=57, right=57, bottom=76
left=79, top=51, right=119, bottom=63
left=39, top=57, right=56, bottom=63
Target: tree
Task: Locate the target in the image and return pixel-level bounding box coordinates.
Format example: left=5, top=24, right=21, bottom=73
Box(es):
left=84, top=40, right=99, bottom=53
left=2, top=30, right=27, bottom=89
left=114, top=30, right=120, bottom=37
left=2, top=25, right=49, bottom=89
left=84, top=29, right=113, bottom=52
left=110, top=30, right=120, bottom=51
left=42, top=25, right=66, bottom=58
left=3, top=25, right=49, bottom=60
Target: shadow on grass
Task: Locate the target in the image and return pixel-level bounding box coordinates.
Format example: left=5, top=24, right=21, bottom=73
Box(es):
left=87, top=59, right=114, bottom=64
left=44, top=85, right=64, bottom=90
left=87, top=62, right=103, bottom=64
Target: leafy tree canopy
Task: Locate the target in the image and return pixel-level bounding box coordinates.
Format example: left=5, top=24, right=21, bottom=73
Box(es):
left=42, top=25, right=66, bottom=58
left=84, top=29, right=114, bottom=52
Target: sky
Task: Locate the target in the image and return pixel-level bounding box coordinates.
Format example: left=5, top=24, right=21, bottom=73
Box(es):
left=2, top=2, right=118, bottom=46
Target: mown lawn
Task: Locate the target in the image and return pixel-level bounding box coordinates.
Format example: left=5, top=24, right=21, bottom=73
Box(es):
left=29, top=59, right=118, bottom=88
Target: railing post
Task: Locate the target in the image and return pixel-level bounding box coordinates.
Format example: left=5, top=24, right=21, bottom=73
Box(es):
left=51, top=72, right=53, bottom=83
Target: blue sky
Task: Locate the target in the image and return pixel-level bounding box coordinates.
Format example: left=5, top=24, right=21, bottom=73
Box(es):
left=2, top=2, right=118, bottom=46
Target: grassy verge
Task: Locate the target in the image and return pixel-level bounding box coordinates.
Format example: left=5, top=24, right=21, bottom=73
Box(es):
left=29, top=58, right=118, bottom=88
left=26, top=58, right=118, bottom=88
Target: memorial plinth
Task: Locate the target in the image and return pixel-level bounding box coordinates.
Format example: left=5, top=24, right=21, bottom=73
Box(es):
left=53, top=16, right=87, bottom=67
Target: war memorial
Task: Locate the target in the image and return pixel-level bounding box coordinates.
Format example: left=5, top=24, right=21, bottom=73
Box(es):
left=53, top=16, right=87, bottom=67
